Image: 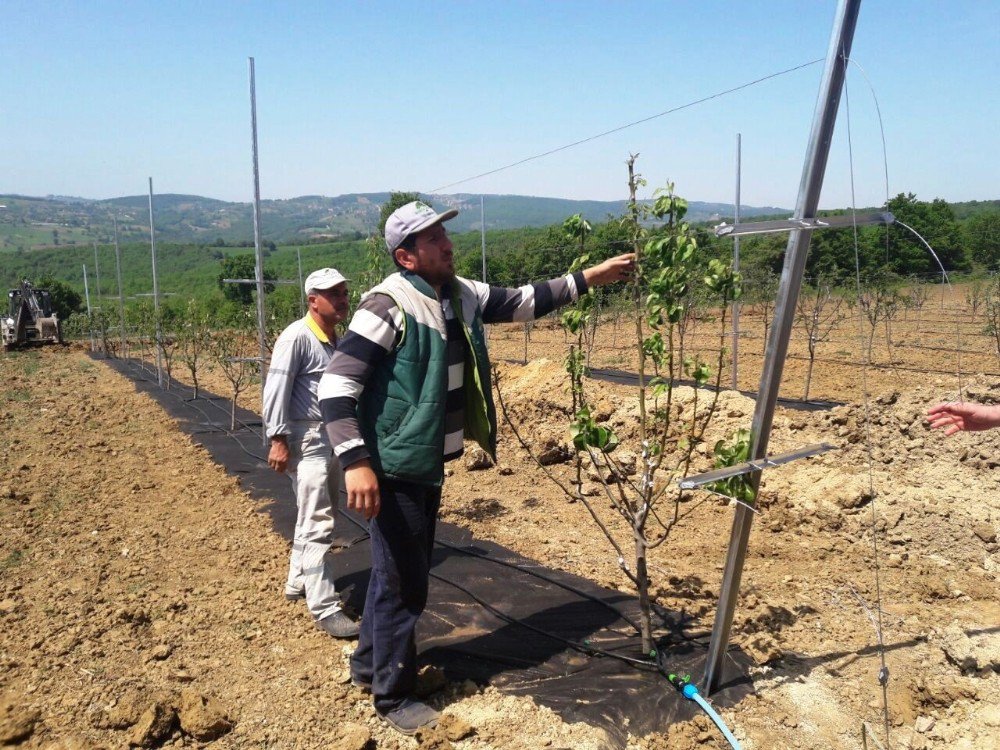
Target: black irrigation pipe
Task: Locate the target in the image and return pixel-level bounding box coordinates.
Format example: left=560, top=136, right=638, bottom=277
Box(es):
left=583, top=365, right=844, bottom=411
left=886, top=341, right=999, bottom=356
left=521, top=345, right=1000, bottom=381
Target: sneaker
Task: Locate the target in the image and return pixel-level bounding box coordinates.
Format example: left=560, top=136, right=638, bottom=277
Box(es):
left=377, top=698, right=439, bottom=736
left=315, top=611, right=359, bottom=639
left=284, top=589, right=305, bottom=601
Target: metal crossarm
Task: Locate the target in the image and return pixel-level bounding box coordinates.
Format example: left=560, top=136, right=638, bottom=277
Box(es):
left=221, top=278, right=299, bottom=286
left=714, top=211, right=893, bottom=238
left=678, top=442, right=835, bottom=490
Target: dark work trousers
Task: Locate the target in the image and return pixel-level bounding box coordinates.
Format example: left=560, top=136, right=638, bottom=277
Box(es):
left=351, top=478, right=441, bottom=714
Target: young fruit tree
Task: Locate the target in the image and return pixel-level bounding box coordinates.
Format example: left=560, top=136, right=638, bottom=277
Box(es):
left=155, top=305, right=180, bottom=390
left=210, top=310, right=259, bottom=430
left=744, top=268, right=778, bottom=356
left=177, top=299, right=212, bottom=400
left=907, top=277, right=931, bottom=324
left=858, top=278, right=906, bottom=367
left=984, top=277, right=1000, bottom=367
left=498, top=157, right=742, bottom=654
left=795, top=280, right=847, bottom=401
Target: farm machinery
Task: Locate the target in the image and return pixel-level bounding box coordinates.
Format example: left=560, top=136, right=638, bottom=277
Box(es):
left=2, top=279, right=62, bottom=351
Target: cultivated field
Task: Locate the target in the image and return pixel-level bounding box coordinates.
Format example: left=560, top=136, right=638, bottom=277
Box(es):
left=1, top=283, right=998, bottom=749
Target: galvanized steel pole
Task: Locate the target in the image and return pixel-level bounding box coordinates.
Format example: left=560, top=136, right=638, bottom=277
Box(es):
left=731, top=133, right=742, bottom=391
left=82, top=264, right=94, bottom=352
left=249, top=57, right=269, bottom=448
left=297, top=248, right=305, bottom=316
left=93, top=242, right=102, bottom=307
left=480, top=196, right=487, bottom=283
left=703, top=0, right=863, bottom=694
left=113, top=217, right=127, bottom=359
left=148, top=178, right=163, bottom=387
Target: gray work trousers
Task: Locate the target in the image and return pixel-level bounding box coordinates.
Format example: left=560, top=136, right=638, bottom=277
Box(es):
left=285, top=421, right=343, bottom=620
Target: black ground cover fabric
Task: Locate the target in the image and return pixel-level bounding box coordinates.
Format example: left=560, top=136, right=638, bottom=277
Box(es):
left=100, top=354, right=753, bottom=747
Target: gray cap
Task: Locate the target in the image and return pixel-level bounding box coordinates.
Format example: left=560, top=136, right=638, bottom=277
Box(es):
left=304, top=267, right=349, bottom=294
left=384, top=201, right=458, bottom=253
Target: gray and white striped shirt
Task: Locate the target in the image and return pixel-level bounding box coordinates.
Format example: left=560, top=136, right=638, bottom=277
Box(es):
left=319, top=272, right=586, bottom=469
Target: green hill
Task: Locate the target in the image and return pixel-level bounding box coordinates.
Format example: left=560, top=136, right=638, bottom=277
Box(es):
left=0, top=191, right=789, bottom=250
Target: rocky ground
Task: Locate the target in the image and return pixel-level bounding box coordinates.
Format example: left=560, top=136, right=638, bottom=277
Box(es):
left=2, top=286, right=998, bottom=749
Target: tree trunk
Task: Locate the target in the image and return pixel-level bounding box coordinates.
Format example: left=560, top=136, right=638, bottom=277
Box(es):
left=634, top=534, right=653, bottom=655
left=803, top=350, right=815, bottom=401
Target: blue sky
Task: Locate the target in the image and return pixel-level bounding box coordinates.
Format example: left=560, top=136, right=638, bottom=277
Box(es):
left=2, top=1, right=997, bottom=209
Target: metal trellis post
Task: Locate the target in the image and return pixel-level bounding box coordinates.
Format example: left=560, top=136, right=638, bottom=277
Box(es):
left=113, top=217, right=127, bottom=359
left=93, top=242, right=102, bottom=307
left=83, top=264, right=94, bottom=352
left=297, top=247, right=305, bottom=315
left=481, top=195, right=487, bottom=283
left=148, top=177, right=163, bottom=387
left=732, top=133, right=741, bottom=391
left=703, top=0, right=863, bottom=694
left=249, top=56, right=269, bottom=449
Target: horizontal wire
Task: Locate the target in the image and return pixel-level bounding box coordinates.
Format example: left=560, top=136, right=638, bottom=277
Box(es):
left=428, top=58, right=824, bottom=193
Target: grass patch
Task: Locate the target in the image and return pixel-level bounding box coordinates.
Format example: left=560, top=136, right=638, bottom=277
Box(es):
left=1, top=549, right=24, bottom=570
left=21, top=355, right=42, bottom=376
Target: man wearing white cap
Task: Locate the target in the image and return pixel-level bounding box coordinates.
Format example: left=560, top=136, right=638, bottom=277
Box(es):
left=319, top=201, right=634, bottom=732
left=262, top=267, right=359, bottom=638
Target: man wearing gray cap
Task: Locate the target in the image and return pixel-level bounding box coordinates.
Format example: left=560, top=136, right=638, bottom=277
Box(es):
left=262, top=267, right=359, bottom=639
left=319, top=201, right=634, bottom=733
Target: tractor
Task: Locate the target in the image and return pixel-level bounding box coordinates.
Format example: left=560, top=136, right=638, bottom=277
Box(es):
left=2, top=279, right=62, bottom=351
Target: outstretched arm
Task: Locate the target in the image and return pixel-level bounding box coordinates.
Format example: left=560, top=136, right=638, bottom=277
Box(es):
left=477, top=253, right=636, bottom=324
left=927, top=401, right=1000, bottom=436
left=582, top=253, right=636, bottom=287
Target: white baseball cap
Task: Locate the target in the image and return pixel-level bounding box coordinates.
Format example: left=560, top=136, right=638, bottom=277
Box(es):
left=304, top=268, right=349, bottom=294
left=384, top=201, right=458, bottom=252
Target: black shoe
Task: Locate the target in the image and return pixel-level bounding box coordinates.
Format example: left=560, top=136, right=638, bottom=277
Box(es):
left=284, top=589, right=305, bottom=601
left=350, top=674, right=372, bottom=692
left=315, top=611, right=360, bottom=639
left=377, top=699, right=439, bottom=735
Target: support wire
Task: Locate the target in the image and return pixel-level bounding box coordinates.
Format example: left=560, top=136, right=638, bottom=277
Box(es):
left=429, top=58, right=823, bottom=193
left=844, top=62, right=892, bottom=750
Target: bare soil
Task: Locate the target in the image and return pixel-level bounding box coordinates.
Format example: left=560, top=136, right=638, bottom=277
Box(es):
left=2, top=284, right=998, bottom=749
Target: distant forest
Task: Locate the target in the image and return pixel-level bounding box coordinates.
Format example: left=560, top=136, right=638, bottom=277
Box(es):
left=1, top=191, right=998, bottom=328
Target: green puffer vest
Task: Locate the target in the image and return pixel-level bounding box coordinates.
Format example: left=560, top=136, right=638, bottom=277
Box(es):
left=357, top=271, right=496, bottom=487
